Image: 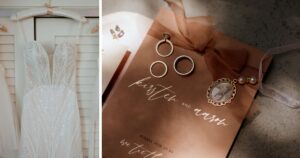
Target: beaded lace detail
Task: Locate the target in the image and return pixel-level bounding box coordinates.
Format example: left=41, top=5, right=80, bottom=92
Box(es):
left=20, top=41, right=83, bottom=158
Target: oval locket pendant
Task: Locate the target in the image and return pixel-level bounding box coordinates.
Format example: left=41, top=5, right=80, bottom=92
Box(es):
left=207, top=78, right=237, bottom=107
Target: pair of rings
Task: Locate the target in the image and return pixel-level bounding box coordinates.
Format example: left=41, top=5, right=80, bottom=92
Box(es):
left=150, top=33, right=195, bottom=78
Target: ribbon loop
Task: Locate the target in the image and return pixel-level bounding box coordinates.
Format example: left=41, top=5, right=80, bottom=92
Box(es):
left=149, top=0, right=251, bottom=79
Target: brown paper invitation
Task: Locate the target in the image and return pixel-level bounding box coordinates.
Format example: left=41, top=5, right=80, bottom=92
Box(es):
left=103, top=7, right=271, bottom=158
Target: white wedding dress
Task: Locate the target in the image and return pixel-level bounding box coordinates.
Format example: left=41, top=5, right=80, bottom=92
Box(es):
left=19, top=41, right=83, bottom=158
left=0, top=64, right=19, bottom=158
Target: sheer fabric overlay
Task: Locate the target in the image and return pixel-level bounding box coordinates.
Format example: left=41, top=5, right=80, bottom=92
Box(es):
left=0, top=64, right=19, bottom=157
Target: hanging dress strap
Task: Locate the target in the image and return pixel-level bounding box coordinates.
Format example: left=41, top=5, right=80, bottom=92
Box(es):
left=75, top=22, right=83, bottom=44
left=16, top=20, right=28, bottom=43
left=17, top=18, right=83, bottom=44
left=259, top=42, right=300, bottom=109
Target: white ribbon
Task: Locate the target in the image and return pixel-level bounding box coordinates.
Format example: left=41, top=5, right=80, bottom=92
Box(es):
left=259, top=43, right=300, bottom=108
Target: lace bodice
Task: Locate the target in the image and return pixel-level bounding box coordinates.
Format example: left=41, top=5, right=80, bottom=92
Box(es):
left=24, top=41, right=77, bottom=92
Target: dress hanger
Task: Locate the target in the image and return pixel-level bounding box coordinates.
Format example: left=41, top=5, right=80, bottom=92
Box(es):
left=10, top=0, right=87, bottom=23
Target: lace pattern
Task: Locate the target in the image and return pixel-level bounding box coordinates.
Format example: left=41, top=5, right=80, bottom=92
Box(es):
left=24, top=42, right=51, bottom=92
left=52, top=43, right=77, bottom=90
left=20, top=41, right=82, bottom=158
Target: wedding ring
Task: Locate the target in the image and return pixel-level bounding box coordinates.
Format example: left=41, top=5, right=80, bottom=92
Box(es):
left=150, top=61, right=168, bottom=78
left=155, top=34, right=174, bottom=57
left=173, top=55, right=194, bottom=76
